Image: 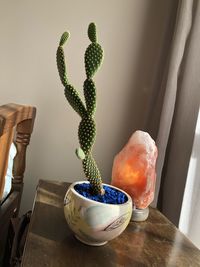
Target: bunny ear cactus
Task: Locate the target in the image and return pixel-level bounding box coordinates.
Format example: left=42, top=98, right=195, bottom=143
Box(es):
left=56, top=23, right=104, bottom=195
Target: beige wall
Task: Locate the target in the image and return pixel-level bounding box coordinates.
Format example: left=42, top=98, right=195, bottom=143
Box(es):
left=0, top=0, right=177, bottom=213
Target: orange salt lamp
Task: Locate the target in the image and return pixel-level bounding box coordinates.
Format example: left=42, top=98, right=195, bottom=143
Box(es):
left=111, top=130, right=158, bottom=221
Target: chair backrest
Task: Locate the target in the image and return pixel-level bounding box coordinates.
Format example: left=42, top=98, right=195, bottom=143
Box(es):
left=0, top=104, right=36, bottom=210
left=0, top=103, right=36, bottom=266
left=0, top=103, right=36, bottom=206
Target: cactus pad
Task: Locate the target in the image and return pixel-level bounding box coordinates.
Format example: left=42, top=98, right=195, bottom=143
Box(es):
left=64, top=84, right=87, bottom=117
left=75, top=147, right=86, bottom=160
left=78, top=116, right=96, bottom=154
left=56, top=46, right=68, bottom=87
left=88, top=22, right=97, bottom=43
left=85, top=43, right=103, bottom=78
left=59, top=31, right=70, bottom=46
left=84, top=78, right=96, bottom=117
left=83, top=154, right=104, bottom=194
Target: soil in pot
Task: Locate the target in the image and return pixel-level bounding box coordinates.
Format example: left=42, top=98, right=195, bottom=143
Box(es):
left=74, top=183, right=128, bottom=204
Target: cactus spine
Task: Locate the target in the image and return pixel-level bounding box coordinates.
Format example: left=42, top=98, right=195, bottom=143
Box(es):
left=56, top=23, right=104, bottom=195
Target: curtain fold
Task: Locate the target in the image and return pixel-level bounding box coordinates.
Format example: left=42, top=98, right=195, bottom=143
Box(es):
left=179, top=110, right=200, bottom=248
left=149, top=0, right=200, bottom=227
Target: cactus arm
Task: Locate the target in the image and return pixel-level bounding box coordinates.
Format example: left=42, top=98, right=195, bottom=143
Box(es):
left=78, top=112, right=104, bottom=195
left=57, top=32, right=87, bottom=117
left=85, top=23, right=103, bottom=79
left=56, top=46, right=68, bottom=87
left=84, top=23, right=103, bottom=118
left=56, top=32, right=70, bottom=87
left=64, top=84, right=87, bottom=117
left=77, top=23, right=104, bottom=195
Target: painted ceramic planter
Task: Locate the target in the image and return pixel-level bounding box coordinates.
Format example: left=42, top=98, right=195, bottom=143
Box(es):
left=64, top=181, right=132, bottom=246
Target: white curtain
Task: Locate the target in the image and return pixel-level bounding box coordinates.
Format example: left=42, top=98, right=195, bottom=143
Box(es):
left=153, top=0, right=193, bottom=208
left=179, top=110, right=200, bottom=248
left=147, top=0, right=200, bottom=239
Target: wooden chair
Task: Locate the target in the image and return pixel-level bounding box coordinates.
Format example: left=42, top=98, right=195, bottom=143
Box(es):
left=0, top=103, right=36, bottom=266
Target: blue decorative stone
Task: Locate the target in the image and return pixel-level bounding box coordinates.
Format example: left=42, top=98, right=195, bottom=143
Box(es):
left=74, top=183, right=128, bottom=204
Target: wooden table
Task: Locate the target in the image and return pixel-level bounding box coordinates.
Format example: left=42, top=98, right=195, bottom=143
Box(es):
left=22, top=180, right=200, bottom=267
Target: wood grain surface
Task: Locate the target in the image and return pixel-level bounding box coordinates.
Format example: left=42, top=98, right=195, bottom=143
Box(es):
left=22, top=180, right=200, bottom=267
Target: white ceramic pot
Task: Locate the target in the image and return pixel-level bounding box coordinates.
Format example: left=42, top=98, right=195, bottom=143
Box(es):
left=64, top=181, right=132, bottom=246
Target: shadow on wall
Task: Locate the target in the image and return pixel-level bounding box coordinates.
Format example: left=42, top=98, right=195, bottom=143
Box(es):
left=117, top=0, right=179, bottom=148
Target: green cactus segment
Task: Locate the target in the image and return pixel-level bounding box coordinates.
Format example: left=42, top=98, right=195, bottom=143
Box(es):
left=59, top=31, right=70, bottom=46
left=85, top=43, right=103, bottom=78
left=84, top=79, right=96, bottom=116
left=75, top=147, right=86, bottom=160
left=88, top=23, right=97, bottom=43
left=78, top=116, right=96, bottom=154
left=56, top=46, right=68, bottom=87
left=83, top=154, right=103, bottom=194
left=64, top=84, right=87, bottom=117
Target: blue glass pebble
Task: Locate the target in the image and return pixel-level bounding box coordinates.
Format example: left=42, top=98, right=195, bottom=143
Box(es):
left=74, top=183, right=128, bottom=204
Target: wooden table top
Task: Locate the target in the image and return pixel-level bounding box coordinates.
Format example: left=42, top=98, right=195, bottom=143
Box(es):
left=22, top=180, right=200, bottom=267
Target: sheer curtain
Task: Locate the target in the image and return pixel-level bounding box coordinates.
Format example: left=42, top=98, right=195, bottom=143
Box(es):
left=147, top=0, right=200, bottom=246
left=179, top=110, right=200, bottom=248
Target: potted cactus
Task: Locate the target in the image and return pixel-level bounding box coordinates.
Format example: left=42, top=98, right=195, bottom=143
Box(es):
left=56, top=23, right=132, bottom=246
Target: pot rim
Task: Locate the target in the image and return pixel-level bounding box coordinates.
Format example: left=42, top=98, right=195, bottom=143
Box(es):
left=67, top=180, right=132, bottom=207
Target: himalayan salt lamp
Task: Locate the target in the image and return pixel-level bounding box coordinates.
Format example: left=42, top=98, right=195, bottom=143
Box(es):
left=111, top=130, right=158, bottom=221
